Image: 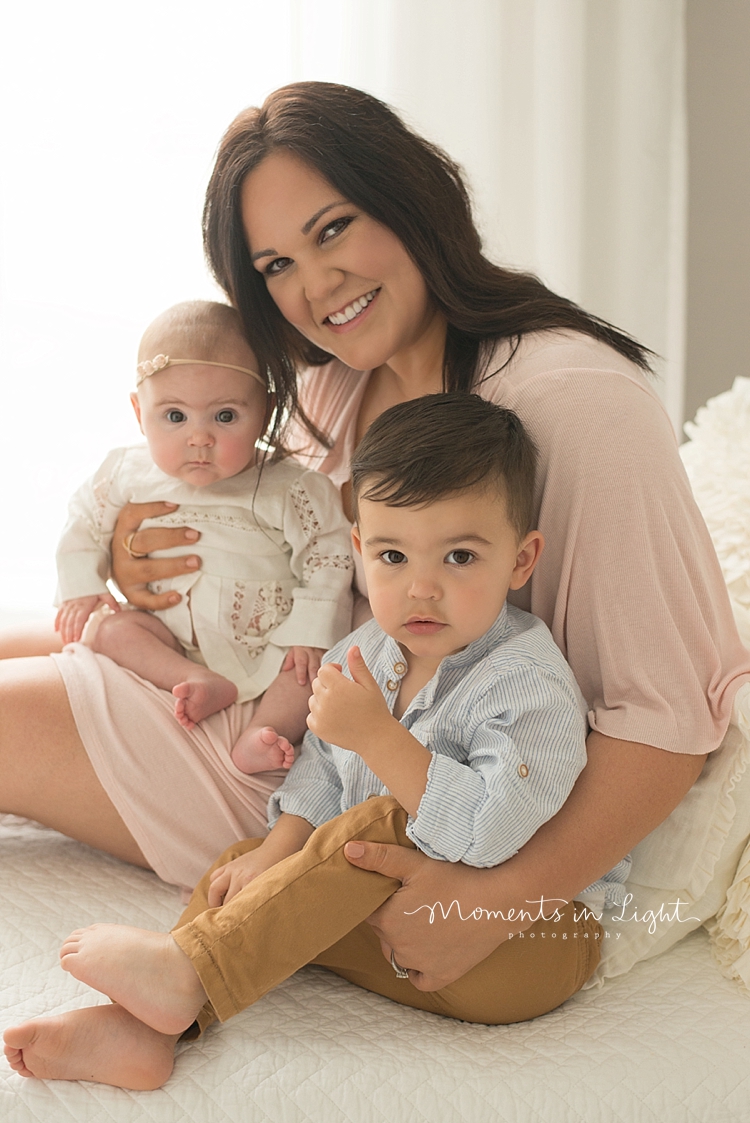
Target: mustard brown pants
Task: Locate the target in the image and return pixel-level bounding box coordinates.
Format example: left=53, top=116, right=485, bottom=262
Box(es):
left=171, top=796, right=601, bottom=1034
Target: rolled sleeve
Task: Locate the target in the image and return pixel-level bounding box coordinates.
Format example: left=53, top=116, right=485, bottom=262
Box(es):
left=406, top=668, right=588, bottom=866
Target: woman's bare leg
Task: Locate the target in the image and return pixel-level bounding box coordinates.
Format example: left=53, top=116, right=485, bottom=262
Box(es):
left=0, top=621, right=62, bottom=659
left=0, top=656, right=148, bottom=867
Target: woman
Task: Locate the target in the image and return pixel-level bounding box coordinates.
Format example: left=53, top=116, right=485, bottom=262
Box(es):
left=3, top=82, right=749, bottom=1086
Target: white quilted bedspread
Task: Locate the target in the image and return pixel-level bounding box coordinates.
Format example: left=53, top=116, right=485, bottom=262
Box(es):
left=1, top=815, right=749, bottom=1123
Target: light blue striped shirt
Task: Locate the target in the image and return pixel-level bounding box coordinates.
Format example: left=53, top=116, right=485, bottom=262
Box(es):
left=269, top=603, right=630, bottom=906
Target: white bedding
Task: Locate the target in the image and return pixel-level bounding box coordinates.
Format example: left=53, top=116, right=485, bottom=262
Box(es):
left=1, top=815, right=749, bottom=1122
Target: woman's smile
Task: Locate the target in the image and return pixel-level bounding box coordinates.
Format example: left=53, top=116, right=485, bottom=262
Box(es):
left=325, top=288, right=380, bottom=330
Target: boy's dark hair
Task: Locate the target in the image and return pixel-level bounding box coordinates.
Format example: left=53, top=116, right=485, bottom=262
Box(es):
left=351, top=394, right=537, bottom=538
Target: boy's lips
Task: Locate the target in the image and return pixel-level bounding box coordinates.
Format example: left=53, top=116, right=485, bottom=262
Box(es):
left=404, top=618, right=446, bottom=635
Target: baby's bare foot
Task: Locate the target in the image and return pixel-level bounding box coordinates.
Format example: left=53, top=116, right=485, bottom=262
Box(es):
left=172, top=672, right=237, bottom=728
left=231, top=725, right=295, bottom=774
left=3, top=1004, right=178, bottom=1090
left=60, top=925, right=206, bottom=1036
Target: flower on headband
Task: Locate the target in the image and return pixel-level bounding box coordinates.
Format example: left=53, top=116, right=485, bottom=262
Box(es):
left=136, top=354, right=170, bottom=379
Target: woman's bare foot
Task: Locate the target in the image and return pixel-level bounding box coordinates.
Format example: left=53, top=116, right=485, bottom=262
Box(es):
left=3, top=1004, right=179, bottom=1089
left=172, top=671, right=237, bottom=728
left=231, top=725, right=295, bottom=774
left=60, top=925, right=206, bottom=1035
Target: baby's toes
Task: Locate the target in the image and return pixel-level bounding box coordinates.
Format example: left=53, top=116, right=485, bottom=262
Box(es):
left=175, top=709, right=196, bottom=730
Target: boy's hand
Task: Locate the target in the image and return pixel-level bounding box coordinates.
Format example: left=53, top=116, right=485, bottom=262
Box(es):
left=307, top=646, right=395, bottom=751
left=282, top=645, right=325, bottom=685
left=54, top=594, right=120, bottom=645
left=207, top=846, right=280, bottom=907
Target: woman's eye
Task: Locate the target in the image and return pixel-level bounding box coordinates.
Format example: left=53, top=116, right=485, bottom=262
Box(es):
left=166, top=410, right=186, bottom=423
left=216, top=409, right=237, bottom=423
left=320, top=216, right=352, bottom=243
left=380, top=550, right=406, bottom=565
left=446, top=549, right=475, bottom=566
left=265, top=256, right=292, bottom=277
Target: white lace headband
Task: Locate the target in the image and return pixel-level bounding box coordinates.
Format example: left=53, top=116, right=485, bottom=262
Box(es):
left=135, top=354, right=265, bottom=388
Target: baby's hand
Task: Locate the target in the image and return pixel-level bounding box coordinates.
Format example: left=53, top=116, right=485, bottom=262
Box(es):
left=54, top=594, right=120, bottom=644
left=307, top=646, right=394, bottom=752
left=207, top=846, right=280, bottom=907
left=282, top=645, right=325, bottom=686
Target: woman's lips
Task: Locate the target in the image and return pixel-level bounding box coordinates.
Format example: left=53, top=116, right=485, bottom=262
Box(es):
left=404, top=619, right=446, bottom=635
left=324, top=289, right=380, bottom=334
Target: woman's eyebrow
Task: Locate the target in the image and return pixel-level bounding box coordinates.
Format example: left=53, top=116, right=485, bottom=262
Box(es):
left=301, top=201, right=345, bottom=235
left=249, top=202, right=348, bottom=262
left=251, top=201, right=348, bottom=262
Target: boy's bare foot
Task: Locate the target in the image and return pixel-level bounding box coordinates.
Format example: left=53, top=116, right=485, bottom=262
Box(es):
left=172, top=671, right=238, bottom=728
left=231, top=725, right=295, bottom=774
left=3, top=1004, right=178, bottom=1090
left=60, top=925, right=206, bottom=1036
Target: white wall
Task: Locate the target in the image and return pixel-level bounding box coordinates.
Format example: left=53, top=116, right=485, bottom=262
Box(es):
left=0, top=0, right=686, bottom=611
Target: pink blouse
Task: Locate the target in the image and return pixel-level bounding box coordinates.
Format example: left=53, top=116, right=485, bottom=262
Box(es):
left=287, top=331, right=750, bottom=755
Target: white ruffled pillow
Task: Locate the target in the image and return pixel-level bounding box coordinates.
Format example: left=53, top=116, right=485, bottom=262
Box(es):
left=682, top=376, right=750, bottom=629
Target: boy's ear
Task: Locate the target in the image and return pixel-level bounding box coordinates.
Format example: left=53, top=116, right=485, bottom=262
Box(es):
left=509, top=531, right=544, bottom=590
left=129, top=392, right=143, bottom=433
left=351, top=524, right=362, bottom=555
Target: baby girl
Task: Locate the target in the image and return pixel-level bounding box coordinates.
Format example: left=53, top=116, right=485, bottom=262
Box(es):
left=55, top=301, right=353, bottom=773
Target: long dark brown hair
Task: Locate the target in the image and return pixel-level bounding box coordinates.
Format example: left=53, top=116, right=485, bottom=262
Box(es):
left=203, top=81, right=652, bottom=447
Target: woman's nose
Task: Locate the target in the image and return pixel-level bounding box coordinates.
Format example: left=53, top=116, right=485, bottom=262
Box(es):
left=300, top=259, right=345, bottom=303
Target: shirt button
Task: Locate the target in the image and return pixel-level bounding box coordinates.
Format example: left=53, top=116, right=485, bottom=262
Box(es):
left=386, top=679, right=399, bottom=691
left=518, top=763, right=529, bottom=778
left=393, top=661, right=407, bottom=675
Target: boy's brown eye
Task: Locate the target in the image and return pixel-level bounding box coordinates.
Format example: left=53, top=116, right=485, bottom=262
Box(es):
left=167, top=409, right=186, bottom=423
left=446, top=550, right=474, bottom=565
left=381, top=550, right=406, bottom=565
left=216, top=409, right=236, bottom=423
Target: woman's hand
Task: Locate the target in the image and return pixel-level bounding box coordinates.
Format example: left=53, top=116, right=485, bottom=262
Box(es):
left=343, top=842, right=508, bottom=990
left=111, top=502, right=202, bottom=610
left=55, top=594, right=120, bottom=645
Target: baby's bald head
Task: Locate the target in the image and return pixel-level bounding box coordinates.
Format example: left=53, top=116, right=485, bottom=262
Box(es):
left=138, top=301, right=258, bottom=373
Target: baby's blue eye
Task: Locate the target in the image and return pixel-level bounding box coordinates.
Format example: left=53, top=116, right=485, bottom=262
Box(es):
left=381, top=550, right=406, bottom=565
left=167, top=409, right=186, bottom=423
left=216, top=409, right=237, bottom=423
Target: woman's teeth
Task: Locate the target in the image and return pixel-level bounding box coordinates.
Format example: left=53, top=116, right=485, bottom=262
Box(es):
left=327, top=289, right=378, bottom=325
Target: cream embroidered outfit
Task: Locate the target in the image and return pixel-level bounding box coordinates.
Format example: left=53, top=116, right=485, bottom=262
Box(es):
left=56, top=446, right=354, bottom=702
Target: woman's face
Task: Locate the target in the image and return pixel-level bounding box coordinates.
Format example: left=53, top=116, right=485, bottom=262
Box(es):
left=241, top=149, right=445, bottom=376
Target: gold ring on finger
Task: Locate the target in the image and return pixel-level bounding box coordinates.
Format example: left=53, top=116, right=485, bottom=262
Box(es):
left=122, top=532, right=149, bottom=559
